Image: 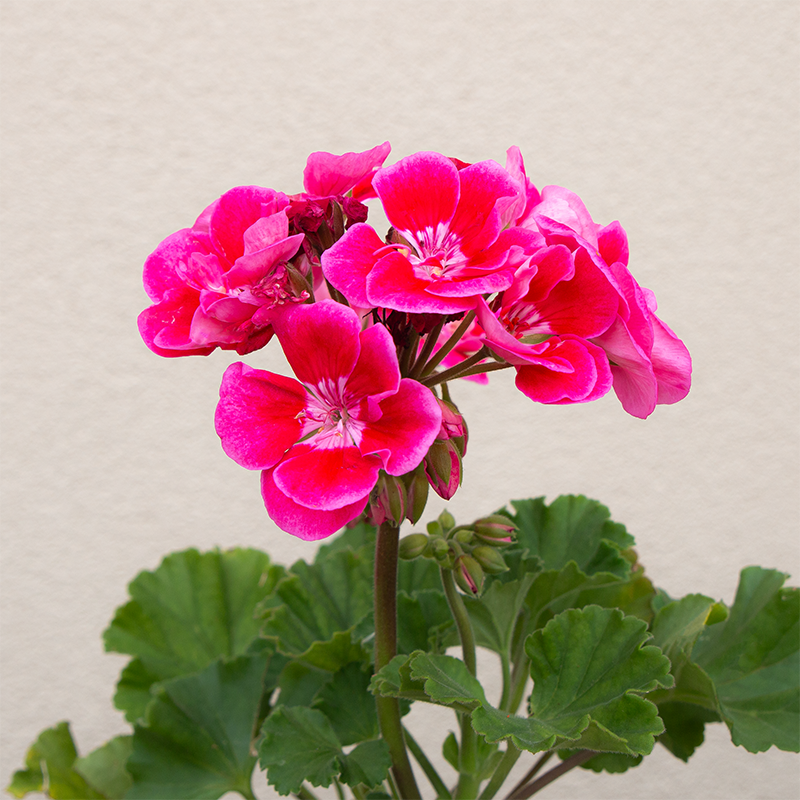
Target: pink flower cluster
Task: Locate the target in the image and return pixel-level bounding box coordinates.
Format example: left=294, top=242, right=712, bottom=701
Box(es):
left=139, top=143, right=691, bottom=539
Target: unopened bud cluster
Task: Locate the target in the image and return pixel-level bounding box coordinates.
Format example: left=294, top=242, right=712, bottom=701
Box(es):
left=397, top=511, right=517, bottom=596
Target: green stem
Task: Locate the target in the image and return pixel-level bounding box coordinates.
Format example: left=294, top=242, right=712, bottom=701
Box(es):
left=294, top=785, right=321, bottom=800
left=503, top=752, right=552, bottom=800
left=509, top=751, right=595, bottom=799
left=350, top=784, right=367, bottom=800
left=422, top=353, right=511, bottom=388
left=404, top=726, right=451, bottom=799
left=409, top=317, right=445, bottom=379
left=333, top=778, right=345, bottom=800
left=374, top=521, right=421, bottom=799
left=420, top=310, right=476, bottom=377
left=479, top=743, right=521, bottom=800
left=498, top=653, right=512, bottom=712
left=400, top=328, right=420, bottom=377
left=440, top=567, right=480, bottom=798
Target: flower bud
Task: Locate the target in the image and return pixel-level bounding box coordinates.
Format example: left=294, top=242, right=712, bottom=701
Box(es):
left=401, top=464, right=430, bottom=524
left=471, top=545, right=510, bottom=575
left=427, top=520, right=444, bottom=538
left=431, top=537, right=453, bottom=567
left=367, top=473, right=406, bottom=526
left=399, top=533, right=429, bottom=560
left=473, top=514, right=518, bottom=547
left=454, top=555, right=484, bottom=596
left=453, top=528, right=474, bottom=545
left=438, top=399, right=468, bottom=454
left=423, top=440, right=462, bottom=500
left=438, top=510, right=456, bottom=532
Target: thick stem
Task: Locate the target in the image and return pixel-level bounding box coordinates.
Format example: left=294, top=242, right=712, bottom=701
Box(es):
left=440, top=567, right=480, bottom=798
left=509, top=751, right=595, bottom=800
left=374, top=521, right=421, bottom=799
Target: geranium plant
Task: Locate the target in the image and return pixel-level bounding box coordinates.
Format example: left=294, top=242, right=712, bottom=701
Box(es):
left=9, top=143, right=797, bottom=800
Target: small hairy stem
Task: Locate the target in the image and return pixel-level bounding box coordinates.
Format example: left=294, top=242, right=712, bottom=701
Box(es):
left=420, top=310, right=476, bottom=377
left=333, top=777, right=345, bottom=800
left=440, top=567, right=480, bottom=798
left=400, top=329, right=420, bottom=377
left=506, top=654, right=530, bottom=716
left=423, top=355, right=511, bottom=388
left=374, top=521, right=421, bottom=799
left=404, top=726, right=452, bottom=799
left=509, top=751, right=595, bottom=799
left=498, top=653, right=512, bottom=712
left=409, top=317, right=445, bottom=379
left=503, top=752, right=552, bottom=800
left=479, top=743, right=521, bottom=800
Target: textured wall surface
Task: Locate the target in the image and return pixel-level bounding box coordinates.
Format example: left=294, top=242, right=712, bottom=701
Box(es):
left=1, top=1, right=798, bottom=797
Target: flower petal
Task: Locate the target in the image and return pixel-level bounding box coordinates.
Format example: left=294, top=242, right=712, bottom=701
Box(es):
left=322, top=223, right=384, bottom=308
left=261, top=468, right=368, bottom=540
left=215, top=362, right=306, bottom=470
left=358, top=379, right=443, bottom=475
left=345, top=324, right=401, bottom=404
left=303, top=141, right=391, bottom=198
left=271, top=300, right=361, bottom=387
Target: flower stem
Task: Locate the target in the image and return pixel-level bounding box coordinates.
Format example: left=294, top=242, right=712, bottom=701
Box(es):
left=374, top=521, right=421, bottom=799
left=409, top=317, right=446, bottom=379
left=440, top=567, right=480, bottom=798
left=503, top=752, right=552, bottom=800
left=508, top=751, right=595, bottom=799
left=403, top=726, right=451, bottom=799
left=479, top=743, right=521, bottom=800
left=420, top=310, right=476, bottom=377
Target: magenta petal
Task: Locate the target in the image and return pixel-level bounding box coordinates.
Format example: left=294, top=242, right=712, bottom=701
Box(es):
left=271, top=301, right=361, bottom=388
left=215, top=362, right=306, bottom=470
left=303, top=141, right=391, bottom=198
left=321, top=223, right=384, bottom=308
left=273, top=444, right=381, bottom=510
left=143, top=229, right=209, bottom=301
left=535, top=186, right=599, bottom=248
left=242, top=211, right=290, bottom=254
left=597, top=221, right=629, bottom=267
left=225, top=234, right=305, bottom=289
left=648, top=308, right=692, bottom=405
left=345, top=324, right=400, bottom=404
left=138, top=289, right=212, bottom=357
left=210, top=186, right=287, bottom=264
left=374, top=152, right=460, bottom=235
left=366, top=252, right=475, bottom=314
left=514, top=338, right=605, bottom=404
left=358, top=379, right=442, bottom=475
left=261, top=468, right=368, bottom=540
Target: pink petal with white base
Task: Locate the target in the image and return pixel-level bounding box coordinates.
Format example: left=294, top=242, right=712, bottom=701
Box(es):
left=261, top=468, right=368, bottom=541
left=344, top=324, right=401, bottom=404
left=271, top=301, right=361, bottom=388
left=215, top=362, right=306, bottom=470
left=303, top=142, right=391, bottom=198
left=273, top=443, right=382, bottom=510
left=358, top=379, right=442, bottom=475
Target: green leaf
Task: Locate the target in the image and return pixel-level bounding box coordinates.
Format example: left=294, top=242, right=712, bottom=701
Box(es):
left=339, top=740, right=392, bottom=789
left=464, top=577, right=536, bottom=656
left=572, top=751, right=643, bottom=773
left=126, top=652, right=272, bottom=799
left=314, top=662, right=379, bottom=745
left=398, top=555, right=445, bottom=595
left=409, top=653, right=487, bottom=709
left=259, top=549, right=373, bottom=670
left=369, top=653, right=427, bottom=702
left=113, top=658, right=161, bottom=723
left=74, top=736, right=133, bottom=799
left=506, top=496, right=634, bottom=578
left=472, top=606, right=672, bottom=755
left=275, top=661, right=333, bottom=708
left=314, top=519, right=376, bottom=563
left=657, top=701, right=720, bottom=761
left=397, top=590, right=454, bottom=655
left=259, top=706, right=343, bottom=795
left=692, top=567, right=800, bottom=753
left=7, top=722, right=103, bottom=799
left=104, top=548, right=283, bottom=681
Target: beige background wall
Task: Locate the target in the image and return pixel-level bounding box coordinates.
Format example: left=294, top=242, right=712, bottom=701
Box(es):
left=1, top=1, right=798, bottom=797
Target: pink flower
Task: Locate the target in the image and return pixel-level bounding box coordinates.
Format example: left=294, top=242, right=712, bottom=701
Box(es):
left=503, top=148, right=692, bottom=418
left=215, top=301, right=442, bottom=540
left=139, top=186, right=307, bottom=357
left=321, top=151, right=542, bottom=314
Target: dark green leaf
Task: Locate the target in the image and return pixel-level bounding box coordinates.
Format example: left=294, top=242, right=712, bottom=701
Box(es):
left=104, top=548, right=283, bottom=681
left=126, top=653, right=271, bottom=799
left=657, top=702, right=720, bottom=761
left=275, top=661, right=332, bottom=708
left=74, top=736, right=133, bottom=799
left=259, top=549, right=373, bottom=670
left=369, top=653, right=427, bottom=702
left=398, top=556, right=444, bottom=596
left=6, top=722, right=102, bottom=799
left=472, top=606, right=672, bottom=755
left=505, top=496, right=633, bottom=578
left=314, top=519, right=376, bottom=563
left=314, top=662, right=379, bottom=745
left=259, top=706, right=343, bottom=795
left=692, top=567, right=800, bottom=753
left=573, top=751, right=642, bottom=773
left=409, top=653, right=487, bottom=709
left=113, top=658, right=160, bottom=723
left=397, top=590, right=453, bottom=655
left=339, top=740, right=392, bottom=789
left=464, top=577, right=536, bottom=656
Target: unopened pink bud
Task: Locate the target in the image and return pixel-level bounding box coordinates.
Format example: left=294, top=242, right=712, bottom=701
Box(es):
left=454, top=555, right=484, bottom=596
left=367, top=473, right=406, bottom=526
left=424, top=440, right=462, bottom=500
left=473, top=515, right=518, bottom=546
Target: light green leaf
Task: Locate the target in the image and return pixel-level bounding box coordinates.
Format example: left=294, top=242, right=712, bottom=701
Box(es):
left=464, top=577, right=536, bottom=656
left=74, top=736, right=133, bottom=799
left=472, top=606, right=672, bottom=755
left=6, top=722, right=103, bottom=799
left=505, top=496, right=634, bottom=578
left=113, top=658, right=161, bottom=723
left=314, top=519, right=377, bottom=562
left=369, top=653, right=427, bottom=702
left=409, top=653, right=487, bottom=709
left=126, top=653, right=271, bottom=799
left=339, top=740, right=392, bottom=789
left=258, top=549, right=373, bottom=670
left=314, top=662, right=379, bottom=745
left=104, top=548, right=283, bottom=681
left=692, top=567, right=800, bottom=753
